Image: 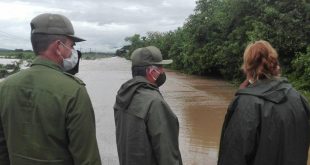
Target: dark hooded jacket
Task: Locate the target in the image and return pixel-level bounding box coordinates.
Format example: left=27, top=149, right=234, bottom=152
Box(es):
left=218, top=78, right=310, bottom=165
left=114, top=76, right=182, bottom=165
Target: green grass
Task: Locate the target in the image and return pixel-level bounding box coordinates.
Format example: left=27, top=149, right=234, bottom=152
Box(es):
left=0, top=51, right=35, bottom=60
left=0, top=50, right=116, bottom=60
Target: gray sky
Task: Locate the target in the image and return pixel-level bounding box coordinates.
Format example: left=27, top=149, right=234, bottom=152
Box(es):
left=0, top=0, right=196, bottom=52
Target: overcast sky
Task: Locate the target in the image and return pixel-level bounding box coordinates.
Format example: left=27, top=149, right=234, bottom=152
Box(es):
left=0, top=0, right=197, bottom=52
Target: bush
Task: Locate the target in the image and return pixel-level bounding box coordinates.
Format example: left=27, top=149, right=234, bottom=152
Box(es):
left=291, top=46, right=310, bottom=90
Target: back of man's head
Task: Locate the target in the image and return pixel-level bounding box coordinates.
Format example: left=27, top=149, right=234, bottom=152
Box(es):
left=130, top=46, right=172, bottom=77
left=30, top=13, right=85, bottom=55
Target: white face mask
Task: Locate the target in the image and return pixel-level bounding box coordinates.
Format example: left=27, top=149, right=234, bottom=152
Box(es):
left=59, top=42, right=79, bottom=71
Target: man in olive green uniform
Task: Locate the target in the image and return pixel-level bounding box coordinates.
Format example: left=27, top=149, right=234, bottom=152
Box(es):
left=0, top=13, right=101, bottom=165
left=114, top=46, right=183, bottom=165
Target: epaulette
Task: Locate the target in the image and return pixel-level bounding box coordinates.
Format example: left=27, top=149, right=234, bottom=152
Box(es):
left=63, top=72, right=85, bottom=85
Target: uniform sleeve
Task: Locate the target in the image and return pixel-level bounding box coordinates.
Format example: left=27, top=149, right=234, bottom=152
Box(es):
left=218, top=96, right=260, bottom=165
left=146, top=98, right=183, bottom=165
left=66, top=86, right=101, bottom=165
left=0, top=121, right=9, bottom=165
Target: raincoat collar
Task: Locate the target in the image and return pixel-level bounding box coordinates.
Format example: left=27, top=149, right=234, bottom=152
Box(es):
left=114, top=76, right=158, bottom=111
left=236, top=77, right=292, bottom=103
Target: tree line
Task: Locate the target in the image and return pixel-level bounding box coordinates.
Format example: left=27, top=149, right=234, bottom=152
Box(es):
left=116, top=0, right=310, bottom=89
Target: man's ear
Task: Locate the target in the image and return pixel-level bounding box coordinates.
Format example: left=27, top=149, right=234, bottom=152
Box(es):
left=52, top=40, right=62, bottom=55
left=145, top=67, right=156, bottom=83
left=56, top=50, right=61, bottom=56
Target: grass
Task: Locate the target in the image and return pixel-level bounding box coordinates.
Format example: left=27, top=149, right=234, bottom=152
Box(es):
left=0, top=51, right=115, bottom=60
left=0, top=51, right=35, bottom=60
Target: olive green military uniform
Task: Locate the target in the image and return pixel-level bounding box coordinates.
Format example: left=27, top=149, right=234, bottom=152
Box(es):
left=114, top=76, right=183, bottom=165
left=0, top=57, right=101, bottom=165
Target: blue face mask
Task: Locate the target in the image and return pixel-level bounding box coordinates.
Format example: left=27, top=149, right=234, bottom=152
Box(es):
left=59, top=42, right=79, bottom=71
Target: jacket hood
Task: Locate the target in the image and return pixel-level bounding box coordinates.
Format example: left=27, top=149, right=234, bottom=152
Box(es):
left=114, top=76, right=158, bottom=111
left=236, top=78, right=292, bottom=103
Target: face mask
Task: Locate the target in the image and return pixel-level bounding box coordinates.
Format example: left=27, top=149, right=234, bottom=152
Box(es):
left=59, top=42, right=79, bottom=71
left=148, top=66, right=167, bottom=87
left=66, top=50, right=82, bottom=75
left=155, top=72, right=166, bottom=87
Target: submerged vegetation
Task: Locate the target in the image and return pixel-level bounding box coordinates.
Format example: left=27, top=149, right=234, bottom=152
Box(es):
left=117, top=0, right=310, bottom=97
left=0, top=62, right=21, bottom=78
left=0, top=50, right=114, bottom=78
left=0, top=50, right=34, bottom=78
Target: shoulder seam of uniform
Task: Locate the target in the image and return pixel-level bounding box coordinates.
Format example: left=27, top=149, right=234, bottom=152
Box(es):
left=63, top=72, right=85, bottom=85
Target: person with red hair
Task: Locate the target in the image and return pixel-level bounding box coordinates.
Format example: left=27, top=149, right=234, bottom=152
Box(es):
left=218, top=40, right=310, bottom=165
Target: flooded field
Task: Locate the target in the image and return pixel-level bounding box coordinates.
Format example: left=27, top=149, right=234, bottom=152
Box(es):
left=0, top=58, right=19, bottom=65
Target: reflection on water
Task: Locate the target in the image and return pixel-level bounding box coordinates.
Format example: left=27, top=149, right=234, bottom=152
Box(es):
left=161, top=71, right=235, bottom=165
left=77, top=57, right=131, bottom=165
left=76, top=57, right=309, bottom=165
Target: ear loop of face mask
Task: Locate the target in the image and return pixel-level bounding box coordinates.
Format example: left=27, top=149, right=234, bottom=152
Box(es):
left=60, top=42, right=72, bottom=54
left=148, top=66, right=161, bottom=81
left=56, top=41, right=69, bottom=60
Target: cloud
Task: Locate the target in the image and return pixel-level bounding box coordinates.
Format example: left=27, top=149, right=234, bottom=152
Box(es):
left=0, top=0, right=196, bottom=52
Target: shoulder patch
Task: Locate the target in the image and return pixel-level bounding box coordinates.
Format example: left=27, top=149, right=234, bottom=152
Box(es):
left=63, top=72, right=85, bottom=85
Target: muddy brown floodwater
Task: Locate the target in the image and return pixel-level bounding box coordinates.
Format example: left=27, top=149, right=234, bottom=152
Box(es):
left=76, top=57, right=309, bottom=165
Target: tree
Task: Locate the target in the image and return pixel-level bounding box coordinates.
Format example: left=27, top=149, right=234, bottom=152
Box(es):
left=120, top=0, right=310, bottom=83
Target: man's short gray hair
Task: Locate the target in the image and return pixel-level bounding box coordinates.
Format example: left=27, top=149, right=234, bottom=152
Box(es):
left=31, top=34, right=67, bottom=55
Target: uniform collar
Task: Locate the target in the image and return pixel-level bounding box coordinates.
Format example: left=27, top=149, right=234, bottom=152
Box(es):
left=31, top=56, right=63, bottom=72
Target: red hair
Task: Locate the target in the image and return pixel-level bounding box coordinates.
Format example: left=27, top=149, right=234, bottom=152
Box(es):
left=242, top=40, right=280, bottom=81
